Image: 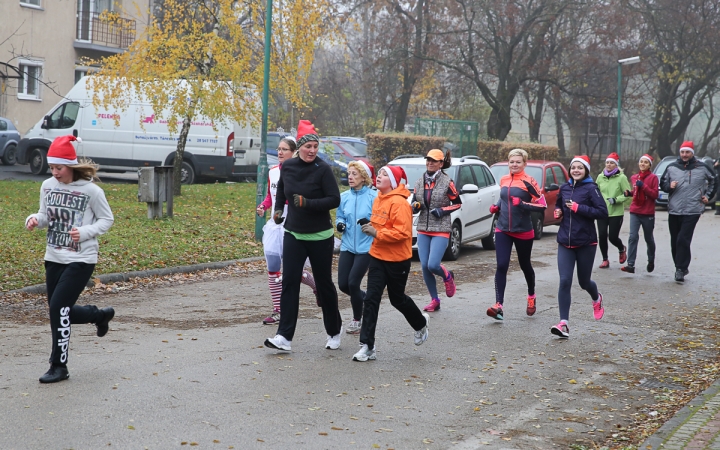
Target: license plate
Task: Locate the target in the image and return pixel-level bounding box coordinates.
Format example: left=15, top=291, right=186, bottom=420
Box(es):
left=659, top=193, right=667, bottom=200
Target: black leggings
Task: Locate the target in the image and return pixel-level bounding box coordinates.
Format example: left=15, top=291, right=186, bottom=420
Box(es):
left=494, top=232, right=535, bottom=305
left=337, top=251, right=371, bottom=321
left=557, top=245, right=599, bottom=321
left=45, top=261, right=102, bottom=367
left=597, top=216, right=625, bottom=260
left=276, top=233, right=341, bottom=341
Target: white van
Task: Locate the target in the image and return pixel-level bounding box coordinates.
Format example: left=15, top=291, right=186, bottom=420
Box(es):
left=17, top=77, right=261, bottom=184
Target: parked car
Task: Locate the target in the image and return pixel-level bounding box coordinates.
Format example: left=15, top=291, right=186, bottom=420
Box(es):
left=320, top=138, right=370, bottom=165
left=326, top=137, right=367, bottom=157
left=0, top=116, right=20, bottom=165
left=388, top=155, right=500, bottom=260
left=654, top=155, right=717, bottom=209
left=490, top=160, right=569, bottom=239
left=265, top=131, right=291, bottom=157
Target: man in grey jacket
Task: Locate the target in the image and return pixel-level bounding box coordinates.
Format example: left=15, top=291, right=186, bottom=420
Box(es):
left=660, top=141, right=717, bottom=282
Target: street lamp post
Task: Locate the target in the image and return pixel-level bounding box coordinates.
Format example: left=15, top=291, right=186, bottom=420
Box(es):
left=616, top=56, right=640, bottom=158
left=255, top=0, right=273, bottom=241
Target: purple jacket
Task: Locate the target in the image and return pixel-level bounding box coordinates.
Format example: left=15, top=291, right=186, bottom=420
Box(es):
left=555, top=177, right=608, bottom=247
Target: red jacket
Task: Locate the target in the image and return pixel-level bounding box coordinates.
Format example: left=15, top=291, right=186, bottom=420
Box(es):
left=629, top=171, right=658, bottom=216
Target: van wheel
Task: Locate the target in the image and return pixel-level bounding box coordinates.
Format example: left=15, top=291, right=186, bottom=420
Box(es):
left=181, top=161, right=195, bottom=185
left=443, top=221, right=462, bottom=261
left=29, top=148, right=49, bottom=175
left=1, top=144, right=17, bottom=165
left=532, top=212, right=544, bottom=240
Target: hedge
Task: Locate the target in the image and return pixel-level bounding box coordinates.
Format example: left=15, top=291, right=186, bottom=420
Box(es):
left=366, top=133, right=445, bottom=170
left=477, top=141, right=560, bottom=166
left=366, top=133, right=561, bottom=169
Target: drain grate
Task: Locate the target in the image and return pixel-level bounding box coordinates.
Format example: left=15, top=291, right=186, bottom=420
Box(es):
left=639, top=377, right=684, bottom=391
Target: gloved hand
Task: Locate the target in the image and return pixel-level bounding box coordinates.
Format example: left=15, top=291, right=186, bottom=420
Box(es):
left=624, top=190, right=633, bottom=197
left=293, top=194, right=306, bottom=208
left=337, top=222, right=346, bottom=233
left=569, top=201, right=579, bottom=213
left=430, top=208, right=445, bottom=218
left=607, top=198, right=616, bottom=205
left=489, top=204, right=500, bottom=214
left=361, top=223, right=377, bottom=238
left=635, top=179, right=644, bottom=188
left=411, top=201, right=422, bottom=214
left=512, top=197, right=521, bottom=206
left=272, top=210, right=284, bottom=224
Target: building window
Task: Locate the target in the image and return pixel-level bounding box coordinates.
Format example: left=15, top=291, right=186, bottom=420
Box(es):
left=20, top=0, right=41, bottom=6
left=17, top=61, right=43, bottom=100
left=75, top=69, right=87, bottom=84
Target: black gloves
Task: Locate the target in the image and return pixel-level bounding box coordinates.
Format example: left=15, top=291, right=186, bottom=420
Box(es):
left=337, top=222, right=346, bottom=233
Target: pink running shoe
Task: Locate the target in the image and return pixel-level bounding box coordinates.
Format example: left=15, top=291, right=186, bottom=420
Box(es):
left=423, top=298, right=441, bottom=312
left=262, top=310, right=280, bottom=325
left=443, top=270, right=456, bottom=298
left=593, top=293, right=604, bottom=320
left=550, top=322, right=569, bottom=338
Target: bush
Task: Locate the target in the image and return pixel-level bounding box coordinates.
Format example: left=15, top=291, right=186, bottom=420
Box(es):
left=366, top=133, right=445, bottom=169
left=477, top=141, right=559, bottom=165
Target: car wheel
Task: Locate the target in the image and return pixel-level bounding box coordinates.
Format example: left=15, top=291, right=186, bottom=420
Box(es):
left=443, top=221, right=462, bottom=261
left=532, top=212, right=544, bottom=240
left=29, top=148, right=49, bottom=175
left=481, top=215, right=497, bottom=250
left=1, top=144, right=17, bottom=165
left=180, top=161, right=195, bottom=185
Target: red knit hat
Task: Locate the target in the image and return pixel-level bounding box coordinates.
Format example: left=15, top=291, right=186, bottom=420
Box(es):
left=380, top=165, right=406, bottom=189
left=679, top=141, right=694, bottom=154
left=296, top=120, right=319, bottom=147
left=639, top=154, right=653, bottom=165
left=605, top=152, right=620, bottom=165
left=47, top=135, right=81, bottom=165
left=570, top=155, right=591, bottom=171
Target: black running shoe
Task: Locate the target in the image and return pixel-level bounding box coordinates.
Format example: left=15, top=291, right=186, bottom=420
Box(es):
left=674, top=269, right=684, bottom=283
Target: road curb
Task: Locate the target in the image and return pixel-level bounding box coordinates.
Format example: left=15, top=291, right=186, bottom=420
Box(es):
left=639, top=378, right=720, bottom=449
left=4, top=256, right=266, bottom=297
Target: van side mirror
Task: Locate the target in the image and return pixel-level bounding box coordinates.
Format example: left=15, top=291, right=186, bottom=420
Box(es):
left=41, top=115, right=50, bottom=130
left=460, top=183, right=479, bottom=194
left=73, top=129, right=78, bottom=137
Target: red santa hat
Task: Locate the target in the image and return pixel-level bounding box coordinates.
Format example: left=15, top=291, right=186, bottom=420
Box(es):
left=639, top=154, right=653, bottom=165
left=47, top=135, right=81, bottom=165
left=605, top=152, right=620, bottom=165
left=570, top=155, right=591, bottom=172
left=679, top=141, right=694, bottom=154
left=380, top=165, right=407, bottom=189
left=296, top=120, right=319, bottom=147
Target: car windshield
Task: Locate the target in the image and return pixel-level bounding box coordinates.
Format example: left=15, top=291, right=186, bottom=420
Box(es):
left=346, top=142, right=367, bottom=157
left=490, top=165, right=543, bottom=188
left=388, top=163, right=458, bottom=191
left=266, top=135, right=282, bottom=150
left=654, top=158, right=674, bottom=178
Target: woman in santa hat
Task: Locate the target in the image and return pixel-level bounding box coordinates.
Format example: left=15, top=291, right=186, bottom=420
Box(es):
left=264, top=120, right=343, bottom=353
left=256, top=135, right=319, bottom=325
left=335, top=160, right=377, bottom=335
left=352, top=165, right=429, bottom=361
left=25, top=135, right=115, bottom=383
left=551, top=156, right=608, bottom=338
left=595, top=152, right=632, bottom=268
left=621, top=154, right=659, bottom=273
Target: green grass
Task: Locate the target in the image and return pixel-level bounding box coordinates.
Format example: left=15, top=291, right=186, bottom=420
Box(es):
left=1, top=180, right=265, bottom=292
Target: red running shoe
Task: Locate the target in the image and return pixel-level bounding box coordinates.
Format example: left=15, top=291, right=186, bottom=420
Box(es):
left=423, top=298, right=441, bottom=312
left=526, top=294, right=536, bottom=316
left=487, top=302, right=504, bottom=320
left=619, top=246, right=627, bottom=264
left=599, top=260, right=610, bottom=269
left=443, top=270, right=456, bottom=298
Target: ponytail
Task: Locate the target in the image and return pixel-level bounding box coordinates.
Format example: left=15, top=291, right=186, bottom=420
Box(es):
left=442, top=149, right=452, bottom=170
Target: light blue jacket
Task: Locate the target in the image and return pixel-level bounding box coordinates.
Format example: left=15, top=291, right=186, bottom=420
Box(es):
left=336, top=186, right=377, bottom=254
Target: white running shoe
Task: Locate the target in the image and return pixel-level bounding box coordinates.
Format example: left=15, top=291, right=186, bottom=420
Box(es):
left=326, top=327, right=343, bottom=350
left=352, top=344, right=376, bottom=362
left=346, top=319, right=361, bottom=334
left=264, top=334, right=291, bottom=352
left=414, top=313, right=429, bottom=346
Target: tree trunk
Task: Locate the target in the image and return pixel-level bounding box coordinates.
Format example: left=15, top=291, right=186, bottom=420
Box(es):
left=526, top=81, right=546, bottom=142
left=173, top=115, right=192, bottom=196
left=554, top=102, right=566, bottom=157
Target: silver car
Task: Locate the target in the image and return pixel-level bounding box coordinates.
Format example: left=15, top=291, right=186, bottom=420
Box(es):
left=0, top=117, right=20, bottom=166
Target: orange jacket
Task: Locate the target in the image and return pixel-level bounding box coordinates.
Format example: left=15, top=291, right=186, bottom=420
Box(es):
left=369, top=184, right=413, bottom=262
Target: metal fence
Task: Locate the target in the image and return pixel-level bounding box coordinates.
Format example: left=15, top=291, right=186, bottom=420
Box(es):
left=414, top=118, right=479, bottom=156
left=76, top=11, right=136, bottom=49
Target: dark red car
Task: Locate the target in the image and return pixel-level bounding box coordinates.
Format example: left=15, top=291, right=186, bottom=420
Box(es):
left=489, top=160, right=570, bottom=239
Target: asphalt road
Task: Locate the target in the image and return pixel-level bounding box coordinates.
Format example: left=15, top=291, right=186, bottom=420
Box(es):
left=1, top=211, right=720, bottom=449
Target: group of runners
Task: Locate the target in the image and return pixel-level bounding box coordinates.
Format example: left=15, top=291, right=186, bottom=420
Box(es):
left=25, top=126, right=717, bottom=383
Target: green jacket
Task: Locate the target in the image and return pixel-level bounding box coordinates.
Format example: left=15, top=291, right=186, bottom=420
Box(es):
left=596, top=171, right=632, bottom=217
